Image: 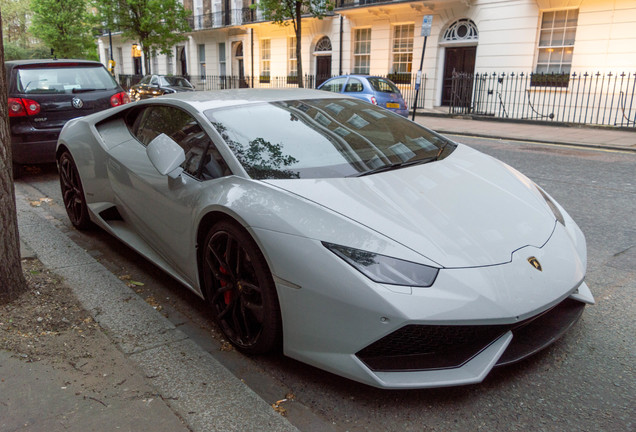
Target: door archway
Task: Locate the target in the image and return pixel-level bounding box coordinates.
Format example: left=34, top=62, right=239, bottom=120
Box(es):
left=440, top=19, right=478, bottom=106
left=313, top=36, right=332, bottom=87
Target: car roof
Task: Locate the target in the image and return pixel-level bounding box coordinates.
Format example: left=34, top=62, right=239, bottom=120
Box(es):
left=5, top=59, right=105, bottom=76
left=6, top=59, right=104, bottom=67
left=159, top=88, right=344, bottom=111
left=326, top=75, right=386, bottom=80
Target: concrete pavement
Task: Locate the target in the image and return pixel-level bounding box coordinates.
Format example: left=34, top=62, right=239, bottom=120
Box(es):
left=3, top=115, right=634, bottom=431
left=413, top=114, right=636, bottom=152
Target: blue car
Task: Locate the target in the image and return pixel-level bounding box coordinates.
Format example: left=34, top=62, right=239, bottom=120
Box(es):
left=317, top=75, right=409, bottom=117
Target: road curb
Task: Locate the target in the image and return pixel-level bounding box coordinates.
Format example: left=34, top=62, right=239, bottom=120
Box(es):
left=15, top=187, right=298, bottom=432
left=434, top=129, right=636, bottom=153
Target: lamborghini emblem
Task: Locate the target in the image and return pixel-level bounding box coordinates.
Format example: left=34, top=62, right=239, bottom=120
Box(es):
left=527, top=257, right=542, bottom=271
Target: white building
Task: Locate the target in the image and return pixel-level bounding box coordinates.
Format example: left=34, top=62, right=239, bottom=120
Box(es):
left=98, top=0, right=636, bottom=123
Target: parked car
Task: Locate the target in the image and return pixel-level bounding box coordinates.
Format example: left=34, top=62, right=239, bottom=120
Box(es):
left=318, top=74, right=409, bottom=117
left=6, top=59, right=129, bottom=178
left=128, top=75, right=195, bottom=100
left=56, top=89, right=593, bottom=389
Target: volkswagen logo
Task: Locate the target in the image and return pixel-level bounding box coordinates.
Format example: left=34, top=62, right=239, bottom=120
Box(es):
left=71, top=97, right=84, bottom=109
left=527, top=256, right=542, bottom=271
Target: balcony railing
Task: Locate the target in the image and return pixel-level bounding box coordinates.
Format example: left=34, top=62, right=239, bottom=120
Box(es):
left=187, top=7, right=258, bottom=30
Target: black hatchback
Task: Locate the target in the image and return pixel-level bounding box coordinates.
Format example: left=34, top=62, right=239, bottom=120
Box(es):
left=6, top=59, right=130, bottom=176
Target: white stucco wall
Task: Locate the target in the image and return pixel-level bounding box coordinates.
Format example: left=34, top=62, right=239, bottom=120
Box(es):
left=97, top=0, right=635, bottom=109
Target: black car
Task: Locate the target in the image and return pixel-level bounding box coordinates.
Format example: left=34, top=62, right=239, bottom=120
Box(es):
left=128, top=75, right=195, bottom=101
left=6, top=59, right=129, bottom=177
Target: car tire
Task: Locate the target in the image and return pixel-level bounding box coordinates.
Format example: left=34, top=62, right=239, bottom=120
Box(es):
left=202, top=220, right=282, bottom=355
left=58, top=151, right=94, bottom=230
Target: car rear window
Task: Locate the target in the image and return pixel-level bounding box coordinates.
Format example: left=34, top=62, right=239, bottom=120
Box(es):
left=368, top=77, right=400, bottom=94
left=15, top=64, right=119, bottom=94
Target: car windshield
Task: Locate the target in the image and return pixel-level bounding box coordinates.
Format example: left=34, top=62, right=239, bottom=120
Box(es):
left=368, top=77, right=400, bottom=94
left=15, top=65, right=119, bottom=94
left=160, top=76, right=192, bottom=87
left=205, top=98, right=454, bottom=180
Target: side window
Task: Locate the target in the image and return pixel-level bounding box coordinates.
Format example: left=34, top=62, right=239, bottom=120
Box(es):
left=132, top=106, right=231, bottom=180
left=150, top=76, right=159, bottom=86
left=320, top=77, right=346, bottom=93
left=344, top=78, right=364, bottom=92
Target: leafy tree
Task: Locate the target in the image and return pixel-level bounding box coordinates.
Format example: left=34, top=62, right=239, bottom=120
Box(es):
left=1, top=0, right=32, bottom=47
left=255, top=0, right=333, bottom=88
left=30, top=0, right=97, bottom=59
left=93, top=0, right=191, bottom=75
left=0, top=11, right=28, bottom=303
left=3, top=41, right=50, bottom=60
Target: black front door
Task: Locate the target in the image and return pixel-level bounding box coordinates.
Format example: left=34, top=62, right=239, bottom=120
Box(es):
left=179, top=47, right=187, bottom=77
left=316, top=56, right=331, bottom=87
left=133, top=57, right=142, bottom=75
left=441, top=46, right=476, bottom=106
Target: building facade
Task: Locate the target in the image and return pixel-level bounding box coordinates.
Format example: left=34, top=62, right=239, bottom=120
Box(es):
left=98, top=0, right=636, bottom=116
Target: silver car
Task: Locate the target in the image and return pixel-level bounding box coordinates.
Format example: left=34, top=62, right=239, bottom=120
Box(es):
left=57, top=89, right=593, bottom=389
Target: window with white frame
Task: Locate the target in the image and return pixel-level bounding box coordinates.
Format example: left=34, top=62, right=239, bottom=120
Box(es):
left=152, top=54, right=159, bottom=74
left=166, top=53, right=173, bottom=75
left=353, top=28, right=371, bottom=74
left=535, top=9, right=578, bottom=76
left=198, top=44, right=206, bottom=78
left=117, top=48, right=123, bottom=75
left=391, top=24, right=414, bottom=81
left=288, top=37, right=297, bottom=77
left=261, top=39, right=271, bottom=79
left=219, top=43, right=226, bottom=76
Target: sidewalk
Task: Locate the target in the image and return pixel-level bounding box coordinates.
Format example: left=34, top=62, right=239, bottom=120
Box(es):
left=3, top=186, right=298, bottom=432
left=413, top=114, right=636, bottom=152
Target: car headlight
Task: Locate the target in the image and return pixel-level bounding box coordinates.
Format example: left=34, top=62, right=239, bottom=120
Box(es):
left=537, top=187, right=565, bottom=225
left=323, top=242, right=439, bottom=287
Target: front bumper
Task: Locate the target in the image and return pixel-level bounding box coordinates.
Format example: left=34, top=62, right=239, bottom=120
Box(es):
left=357, top=292, right=588, bottom=373
left=256, top=216, right=591, bottom=389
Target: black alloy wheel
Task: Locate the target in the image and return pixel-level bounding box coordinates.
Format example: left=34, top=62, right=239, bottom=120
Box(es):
left=58, top=151, right=93, bottom=230
left=202, top=221, right=282, bottom=354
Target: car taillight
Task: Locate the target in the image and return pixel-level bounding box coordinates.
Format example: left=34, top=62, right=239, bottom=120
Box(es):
left=110, top=91, right=130, bottom=107
left=8, top=98, right=41, bottom=117
left=371, top=96, right=378, bottom=105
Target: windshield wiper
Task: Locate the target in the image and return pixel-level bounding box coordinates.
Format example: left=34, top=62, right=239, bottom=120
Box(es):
left=72, top=88, right=106, bottom=93
left=352, top=156, right=438, bottom=177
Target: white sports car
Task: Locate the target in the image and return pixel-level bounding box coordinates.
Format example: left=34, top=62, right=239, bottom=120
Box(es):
left=56, top=89, right=594, bottom=389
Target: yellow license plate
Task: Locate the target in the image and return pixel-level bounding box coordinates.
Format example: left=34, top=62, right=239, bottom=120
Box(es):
left=386, top=102, right=400, bottom=109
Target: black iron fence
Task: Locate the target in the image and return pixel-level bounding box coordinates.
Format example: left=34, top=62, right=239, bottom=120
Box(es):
left=117, top=73, right=428, bottom=109
left=450, top=71, right=636, bottom=128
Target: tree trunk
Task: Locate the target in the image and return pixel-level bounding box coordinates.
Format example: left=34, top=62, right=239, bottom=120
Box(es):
left=295, top=1, right=303, bottom=88
left=0, top=12, right=28, bottom=304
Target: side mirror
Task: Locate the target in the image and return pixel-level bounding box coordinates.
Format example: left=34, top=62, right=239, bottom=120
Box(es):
left=146, top=133, right=185, bottom=178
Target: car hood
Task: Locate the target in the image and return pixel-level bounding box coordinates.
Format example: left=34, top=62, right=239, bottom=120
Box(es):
left=264, top=144, right=556, bottom=268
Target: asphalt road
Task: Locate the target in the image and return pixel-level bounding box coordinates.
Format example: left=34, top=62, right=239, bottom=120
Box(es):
left=16, top=136, right=635, bottom=432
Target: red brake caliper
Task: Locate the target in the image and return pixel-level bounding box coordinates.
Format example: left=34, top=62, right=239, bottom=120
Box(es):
left=219, top=265, right=232, bottom=304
